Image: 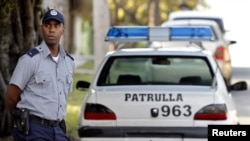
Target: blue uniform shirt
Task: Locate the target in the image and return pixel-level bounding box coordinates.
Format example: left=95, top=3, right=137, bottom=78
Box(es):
left=10, top=41, right=75, bottom=121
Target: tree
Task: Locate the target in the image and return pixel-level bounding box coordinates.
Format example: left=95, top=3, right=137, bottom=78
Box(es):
left=93, top=0, right=110, bottom=70
left=0, top=1, right=43, bottom=140
left=108, top=0, right=203, bottom=26
left=0, top=0, right=43, bottom=95
left=148, top=0, right=160, bottom=26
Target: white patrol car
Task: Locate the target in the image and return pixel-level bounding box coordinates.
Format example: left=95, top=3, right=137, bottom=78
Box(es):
left=76, top=26, right=247, bottom=141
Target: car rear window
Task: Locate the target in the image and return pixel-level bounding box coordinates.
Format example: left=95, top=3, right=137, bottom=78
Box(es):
left=97, top=56, right=214, bottom=86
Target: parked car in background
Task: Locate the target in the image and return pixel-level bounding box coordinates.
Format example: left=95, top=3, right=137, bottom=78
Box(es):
left=76, top=26, right=247, bottom=141
left=168, top=11, right=226, bottom=34
left=168, top=10, right=237, bottom=44
left=157, top=19, right=235, bottom=84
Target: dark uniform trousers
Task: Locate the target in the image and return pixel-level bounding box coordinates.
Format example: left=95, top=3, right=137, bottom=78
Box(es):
left=13, top=116, right=67, bottom=141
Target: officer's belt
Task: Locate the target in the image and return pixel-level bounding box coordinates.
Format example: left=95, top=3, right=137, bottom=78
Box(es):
left=30, top=115, right=61, bottom=127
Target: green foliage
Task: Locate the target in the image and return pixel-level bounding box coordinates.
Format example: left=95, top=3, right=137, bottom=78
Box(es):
left=78, top=59, right=94, bottom=70
left=65, top=73, right=88, bottom=137
left=70, top=0, right=93, bottom=24
left=0, top=0, right=18, bottom=16
left=75, top=0, right=207, bottom=26
left=108, top=0, right=202, bottom=26
left=65, top=60, right=94, bottom=138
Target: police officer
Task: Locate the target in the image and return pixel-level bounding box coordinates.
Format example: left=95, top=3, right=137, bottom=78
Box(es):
left=5, top=9, right=75, bottom=141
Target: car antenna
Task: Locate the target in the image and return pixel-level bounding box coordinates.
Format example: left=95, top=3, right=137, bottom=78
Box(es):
left=189, top=41, right=205, bottom=50
left=114, top=42, right=127, bottom=50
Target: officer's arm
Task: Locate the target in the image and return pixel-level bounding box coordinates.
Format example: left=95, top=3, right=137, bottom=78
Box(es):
left=5, top=84, right=22, bottom=113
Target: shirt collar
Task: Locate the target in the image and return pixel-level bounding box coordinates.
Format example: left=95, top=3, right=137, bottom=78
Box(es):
left=39, top=41, right=67, bottom=59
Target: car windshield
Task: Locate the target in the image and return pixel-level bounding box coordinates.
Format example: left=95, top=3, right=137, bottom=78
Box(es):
left=97, top=56, right=214, bottom=86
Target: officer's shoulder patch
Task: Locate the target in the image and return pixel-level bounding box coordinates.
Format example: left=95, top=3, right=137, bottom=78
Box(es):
left=66, top=53, right=74, bottom=61
left=26, top=48, right=40, bottom=57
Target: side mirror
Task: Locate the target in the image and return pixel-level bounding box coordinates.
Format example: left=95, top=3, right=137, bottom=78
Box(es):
left=230, top=81, right=247, bottom=91
left=229, top=40, right=237, bottom=45
left=76, top=81, right=90, bottom=91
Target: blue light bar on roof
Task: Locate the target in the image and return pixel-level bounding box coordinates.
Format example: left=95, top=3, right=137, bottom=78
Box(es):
left=105, top=26, right=149, bottom=41
left=105, top=26, right=170, bottom=42
left=170, top=26, right=214, bottom=40
left=105, top=26, right=214, bottom=42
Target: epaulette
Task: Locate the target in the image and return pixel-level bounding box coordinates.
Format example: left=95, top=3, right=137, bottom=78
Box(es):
left=66, top=53, right=74, bottom=61
left=26, top=48, right=40, bottom=57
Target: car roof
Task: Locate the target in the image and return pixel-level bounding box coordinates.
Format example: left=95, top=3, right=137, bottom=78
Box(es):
left=161, top=19, right=223, bottom=40
left=168, top=10, right=225, bottom=33
left=168, top=11, right=223, bottom=19
left=162, top=19, right=219, bottom=27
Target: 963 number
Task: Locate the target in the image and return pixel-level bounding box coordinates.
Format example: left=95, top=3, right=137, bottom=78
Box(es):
left=160, top=105, right=192, bottom=117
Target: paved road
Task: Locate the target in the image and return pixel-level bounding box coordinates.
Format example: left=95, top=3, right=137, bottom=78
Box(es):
left=231, top=67, right=250, bottom=124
